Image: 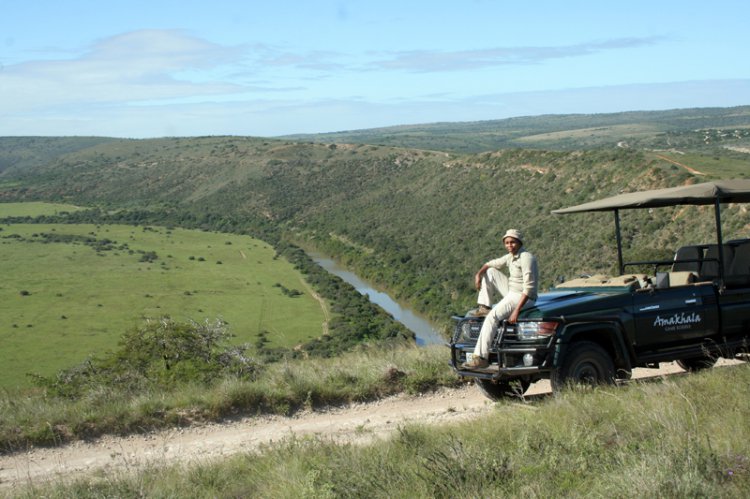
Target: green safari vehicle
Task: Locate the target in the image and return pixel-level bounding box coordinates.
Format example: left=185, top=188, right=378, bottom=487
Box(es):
left=451, top=180, right=750, bottom=399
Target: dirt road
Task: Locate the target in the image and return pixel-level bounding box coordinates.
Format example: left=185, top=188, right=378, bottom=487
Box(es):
left=0, top=361, right=727, bottom=491
left=655, top=154, right=705, bottom=175
left=0, top=384, right=497, bottom=491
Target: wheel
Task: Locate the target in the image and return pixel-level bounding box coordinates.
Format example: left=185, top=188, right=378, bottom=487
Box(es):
left=551, top=341, right=615, bottom=392
left=475, top=378, right=531, bottom=400
left=677, top=356, right=717, bottom=372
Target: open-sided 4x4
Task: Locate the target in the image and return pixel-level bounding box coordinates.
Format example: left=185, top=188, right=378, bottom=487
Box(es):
left=450, top=180, right=750, bottom=399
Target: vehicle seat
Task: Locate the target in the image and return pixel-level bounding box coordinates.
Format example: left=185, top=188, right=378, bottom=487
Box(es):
left=726, top=241, right=750, bottom=288
left=700, top=244, right=734, bottom=282
left=671, top=245, right=703, bottom=273
left=556, top=274, right=643, bottom=290
left=668, top=271, right=698, bottom=286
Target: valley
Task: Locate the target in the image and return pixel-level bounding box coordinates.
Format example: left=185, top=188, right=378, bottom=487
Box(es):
left=1, top=106, right=749, bottom=496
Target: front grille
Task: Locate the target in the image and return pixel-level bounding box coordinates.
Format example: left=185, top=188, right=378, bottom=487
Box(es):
left=452, top=317, right=524, bottom=343
left=452, top=316, right=555, bottom=372
left=453, top=317, right=540, bottom=345
left=452, top=317, right=483, bottom=343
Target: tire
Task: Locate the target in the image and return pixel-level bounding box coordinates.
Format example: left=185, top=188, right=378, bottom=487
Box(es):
left=475, top=378, right=531, bottom=400
left=677, top=356, right=717, bottom=372
left=551, top=341, right=615, bottom=392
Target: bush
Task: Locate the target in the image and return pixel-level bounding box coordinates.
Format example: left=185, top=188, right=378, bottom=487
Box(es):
left=138, top=250, right=158, bottom=263
left=33, top=318, right=262, bottom=397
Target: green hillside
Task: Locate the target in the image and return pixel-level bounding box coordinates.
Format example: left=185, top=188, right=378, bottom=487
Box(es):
left=1, top=107, right=749, bottom=327
left=0, top=136, right=117, bottom=175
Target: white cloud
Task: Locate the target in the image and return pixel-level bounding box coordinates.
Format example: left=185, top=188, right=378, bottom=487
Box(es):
left=0, top=30, right=670, bottom=119
left=1, top=26, right=745, bottom=138
left=0, top=30, right=246, bottom=113
left=368, top=37, right=667, bottom=73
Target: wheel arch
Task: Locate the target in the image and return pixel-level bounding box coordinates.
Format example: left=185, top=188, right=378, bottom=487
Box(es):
left=556, top=322, right=633, bottom=376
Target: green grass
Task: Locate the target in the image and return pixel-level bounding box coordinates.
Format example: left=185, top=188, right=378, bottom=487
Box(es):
left=0, top=343, right=451, bottom=451
left=0, top=221, right=326, bottom=389
left=516, top=123, right=664, bottom=147
left=0, top=202, right=84, bottom=217
left=10, top=363, right=750, bottom=498
left=652, top=151, right=750, bottom=178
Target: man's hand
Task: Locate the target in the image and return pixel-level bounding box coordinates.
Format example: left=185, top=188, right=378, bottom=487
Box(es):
left=508, top=293, right=529, bottom=324
left=508, top=308, right=520, bottom=324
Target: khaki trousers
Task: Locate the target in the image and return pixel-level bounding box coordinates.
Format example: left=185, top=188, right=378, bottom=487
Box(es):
left=474, top=268, right=535, bottom=359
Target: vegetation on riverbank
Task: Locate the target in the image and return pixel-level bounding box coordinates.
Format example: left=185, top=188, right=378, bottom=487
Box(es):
left=11, top=364, right=750, bottom=498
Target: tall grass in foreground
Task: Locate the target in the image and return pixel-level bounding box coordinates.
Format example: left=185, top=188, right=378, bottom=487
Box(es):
left=14, top=364, right=750, bottom=498
left=0, top=343, right=458, bottom=452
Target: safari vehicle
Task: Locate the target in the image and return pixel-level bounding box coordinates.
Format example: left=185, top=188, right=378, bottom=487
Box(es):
left=450, top=180, right=750, bottom=399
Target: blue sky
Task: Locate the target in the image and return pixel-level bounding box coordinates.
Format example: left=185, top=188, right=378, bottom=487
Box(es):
left=2, top=0, right=749, bottom=138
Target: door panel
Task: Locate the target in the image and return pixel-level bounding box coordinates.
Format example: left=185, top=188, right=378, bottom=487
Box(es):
left=632, top=285, right=718, bottom=351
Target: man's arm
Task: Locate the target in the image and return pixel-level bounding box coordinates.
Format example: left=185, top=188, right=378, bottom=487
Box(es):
left=474, top=263, right=490, bottom=290
left=509, top=252, right=538, bottom=323
left=508, top=293, right=529, bottom=324
left=475, top=255, right=508, bottom=290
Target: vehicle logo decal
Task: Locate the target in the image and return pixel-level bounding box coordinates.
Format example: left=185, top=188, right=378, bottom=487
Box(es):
left=653, top=312, right=702, bottom=331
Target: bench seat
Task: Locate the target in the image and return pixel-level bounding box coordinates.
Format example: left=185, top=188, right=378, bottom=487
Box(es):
left=671, top=239, right=750, bottom=289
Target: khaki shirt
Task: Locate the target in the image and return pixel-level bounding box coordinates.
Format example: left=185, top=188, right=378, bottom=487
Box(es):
left=486, top=249, right=538, bottom=300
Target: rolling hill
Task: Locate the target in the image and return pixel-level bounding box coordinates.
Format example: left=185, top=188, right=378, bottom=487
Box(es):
left=281, top=105, right=750, bottom=153
left=1, top=106, right=749, bottom=325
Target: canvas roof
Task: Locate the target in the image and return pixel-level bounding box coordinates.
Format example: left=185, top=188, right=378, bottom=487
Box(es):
left=552, top=179, right=750, bottom=214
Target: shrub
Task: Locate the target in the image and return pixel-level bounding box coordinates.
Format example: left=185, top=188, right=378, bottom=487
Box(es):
left=138, top=250, right=158, bottom=263
left=33, top=318, right=262, bottom=397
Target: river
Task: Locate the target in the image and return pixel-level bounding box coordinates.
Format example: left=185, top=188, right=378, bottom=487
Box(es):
left=309, top=254, right=446, bottom=346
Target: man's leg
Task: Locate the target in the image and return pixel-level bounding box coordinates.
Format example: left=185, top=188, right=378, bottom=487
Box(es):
left=477, top=268, right=510, bottom=307
left=473, top=293, right=520, bottom=360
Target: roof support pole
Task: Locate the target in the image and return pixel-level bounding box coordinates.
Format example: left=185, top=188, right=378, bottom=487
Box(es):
left=714, top=198, right=725, bottom=283
left=614, top=209, right=624, bottom=275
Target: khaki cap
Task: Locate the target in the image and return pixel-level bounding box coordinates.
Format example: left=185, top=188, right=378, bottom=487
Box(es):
left=502, top=229, right=523, bottom=244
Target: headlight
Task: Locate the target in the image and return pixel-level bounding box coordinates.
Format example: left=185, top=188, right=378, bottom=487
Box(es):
left=516, top=321, right=559, bottom=341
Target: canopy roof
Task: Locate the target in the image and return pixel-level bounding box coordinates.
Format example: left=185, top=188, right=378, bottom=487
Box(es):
left=553, top=179, right=750, bottom=214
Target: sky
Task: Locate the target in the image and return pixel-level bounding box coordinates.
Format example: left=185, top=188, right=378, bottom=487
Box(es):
left=2, top=0, right=750, bottom=138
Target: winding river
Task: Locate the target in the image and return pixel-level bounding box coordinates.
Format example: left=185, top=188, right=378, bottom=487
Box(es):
left=309, top=254, right=446, bottom=346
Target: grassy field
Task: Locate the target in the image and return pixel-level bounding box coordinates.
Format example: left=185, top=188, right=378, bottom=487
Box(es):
left=515, top=123, right=664, bottom=148
left=0, top=205, right=326, bottom=389
left=650, top=151, right=750, bottom=178
left=0, top=202, right=85, bottom=217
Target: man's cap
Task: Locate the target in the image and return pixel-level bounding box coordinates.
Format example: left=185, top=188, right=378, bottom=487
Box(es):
left=502, top=229, right=523, bottom=244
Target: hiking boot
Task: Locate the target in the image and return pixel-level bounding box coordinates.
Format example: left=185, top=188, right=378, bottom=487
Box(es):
left=463, top=356, right=489, bottom=369
left=468, top=305, right=491, bottom=317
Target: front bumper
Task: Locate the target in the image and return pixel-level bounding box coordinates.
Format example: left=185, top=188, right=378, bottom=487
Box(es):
left=449, top=316, right=556, bottom=380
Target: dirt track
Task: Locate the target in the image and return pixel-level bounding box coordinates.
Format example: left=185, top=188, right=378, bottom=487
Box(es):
left=0, top=361, right=733, bottom=491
